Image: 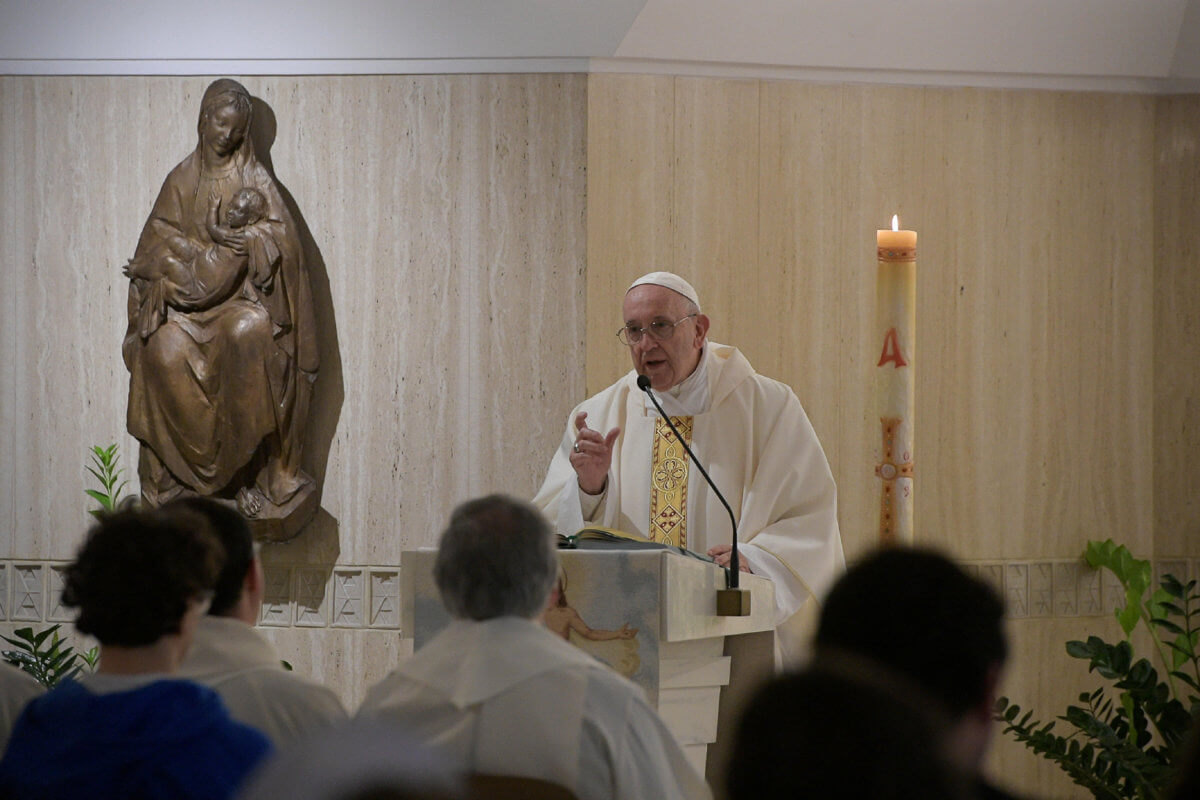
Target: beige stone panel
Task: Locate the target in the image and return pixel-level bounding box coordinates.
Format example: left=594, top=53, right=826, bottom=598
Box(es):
left=917, top=88, right=1154, bottom=561
left=585, top=73, right=675, bottom=394
left=0, top=76, right=186, bottom=561
left=467, top=74, right=588, bottom=504
left=757, top=81, right=871, bottom=558
left=1154, top=94, right=1200, bottom=559
left=251, top=76, right=476, bottom=569
left=672, top=77, right=761, bottom=367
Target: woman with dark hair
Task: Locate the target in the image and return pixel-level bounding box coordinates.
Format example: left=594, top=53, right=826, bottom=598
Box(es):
left=0, top=508, right=272, bottom=799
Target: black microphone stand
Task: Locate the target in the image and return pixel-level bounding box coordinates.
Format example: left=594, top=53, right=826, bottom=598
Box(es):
left=637, top=375, right=750, bottom=615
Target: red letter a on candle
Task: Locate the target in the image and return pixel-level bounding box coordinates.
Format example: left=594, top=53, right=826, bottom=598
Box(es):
left=877, top=328, right=908, bottom=368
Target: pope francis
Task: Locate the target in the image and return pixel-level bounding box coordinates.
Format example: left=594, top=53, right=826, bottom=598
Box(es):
left=532, top=272, right=845, bottom=664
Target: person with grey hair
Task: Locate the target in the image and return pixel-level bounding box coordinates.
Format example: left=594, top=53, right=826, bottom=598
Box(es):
left=357, top=494, right=709, bottom=800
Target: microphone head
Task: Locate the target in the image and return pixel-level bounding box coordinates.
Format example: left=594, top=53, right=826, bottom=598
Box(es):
left=636, top=374, right=651, bottom=391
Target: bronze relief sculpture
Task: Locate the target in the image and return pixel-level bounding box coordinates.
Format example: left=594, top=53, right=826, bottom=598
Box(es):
left=123, top=79, right=319, bottom=540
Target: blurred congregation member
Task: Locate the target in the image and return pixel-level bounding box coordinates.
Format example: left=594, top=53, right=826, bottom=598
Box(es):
left=814, top=546, right=1020, bottom=800
left=0, top=662, right=41, bottom=754
left=238, top=719, right=466, bottom=800
left=0, top=508, right=271, bottom=799
left=1167, top=712, right=1200, bottom=800
left=171, top=496, right=348, bottom=745
left=727, top=665, right=971, bottom=800
left=357, top=494, right=708, bottom=800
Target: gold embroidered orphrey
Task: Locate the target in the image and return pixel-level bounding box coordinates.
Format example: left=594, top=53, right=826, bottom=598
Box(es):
left=649, top=416, right=694, bottom=548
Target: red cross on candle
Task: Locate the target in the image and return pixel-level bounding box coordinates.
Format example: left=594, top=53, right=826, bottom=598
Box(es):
left=875, top=417, right=914, bottom=545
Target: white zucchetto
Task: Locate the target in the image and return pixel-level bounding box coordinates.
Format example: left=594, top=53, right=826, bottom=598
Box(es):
left=626, top=271, right=702, bottom=311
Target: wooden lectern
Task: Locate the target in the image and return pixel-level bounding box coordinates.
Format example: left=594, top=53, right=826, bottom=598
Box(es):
left=401, top=546, right=777, bottom=787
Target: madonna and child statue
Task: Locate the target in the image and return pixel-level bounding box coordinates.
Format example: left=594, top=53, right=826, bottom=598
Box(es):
left=122, top=79, right=319, bottom=540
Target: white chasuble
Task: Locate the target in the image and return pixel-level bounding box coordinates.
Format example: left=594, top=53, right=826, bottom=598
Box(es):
left=533, top=343, right=845, bottom=664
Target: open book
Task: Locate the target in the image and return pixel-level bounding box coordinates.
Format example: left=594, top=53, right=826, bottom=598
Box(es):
left=556, top=525, right=651, bottom=548
left=556, top=526, right=714, bottom=563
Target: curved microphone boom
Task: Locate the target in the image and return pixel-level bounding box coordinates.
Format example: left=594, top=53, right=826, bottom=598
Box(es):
left=637, top=373, right=742, bottom=591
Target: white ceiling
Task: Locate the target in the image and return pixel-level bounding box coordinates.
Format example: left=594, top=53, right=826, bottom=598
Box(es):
left=2, top=0, right=1199, bottom=91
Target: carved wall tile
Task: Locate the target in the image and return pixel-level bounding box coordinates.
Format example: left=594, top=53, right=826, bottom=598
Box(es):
left=12, top=564, right=43, bottom=622
left=369, top=570, right=401, bottom=629
left=332, top=570, right=364, bottom=628
left=1100, top=567, right=1124, bottom=614
left=1005, top=563, right=1030, bottom=618
left=47, top=565, right=72, bottom=622
left=1054, top=562, right=1079, bottom=616
left=979, top=563, right=1005, bottom=603
left=1029, top=562, right=1053, bottom=617
left=295, top=568, right=328, bottom=627
left=260, top=566, right=293, bottom=627
left=1079, top=566, right=1103, bottom=616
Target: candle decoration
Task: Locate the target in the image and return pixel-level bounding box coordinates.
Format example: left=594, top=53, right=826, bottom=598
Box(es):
left=875, top=215, right=916, bottom=544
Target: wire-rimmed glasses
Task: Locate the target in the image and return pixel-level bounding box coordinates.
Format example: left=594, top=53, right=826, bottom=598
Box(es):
left=616, top=313, right=697, bottom=346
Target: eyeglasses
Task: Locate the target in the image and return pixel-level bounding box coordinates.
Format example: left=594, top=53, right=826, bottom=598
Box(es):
left=616, top=314, right=697, bottom=346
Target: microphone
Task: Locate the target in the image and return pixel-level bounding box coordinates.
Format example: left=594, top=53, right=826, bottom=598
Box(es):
left=637, top=374, right=749, bottom=614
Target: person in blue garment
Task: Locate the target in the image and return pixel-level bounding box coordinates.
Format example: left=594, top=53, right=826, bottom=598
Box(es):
left=0, top=507, right=272, bottom=799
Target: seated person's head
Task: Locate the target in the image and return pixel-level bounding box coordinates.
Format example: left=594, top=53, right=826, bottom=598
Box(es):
left=63, top=508, right=222, bottom=649
left=727, top=666, right=969, bottom=800
left=162, top=496, right=259, bottom=621
left=226, top=187, right=268, bottom=229
left=814, top=546, right=1007, bottom=768
left=433, top=495, right=557, bottom=621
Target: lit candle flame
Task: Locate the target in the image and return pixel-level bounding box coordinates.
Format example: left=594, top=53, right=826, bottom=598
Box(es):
left=891, top=214, right=899, bottom=231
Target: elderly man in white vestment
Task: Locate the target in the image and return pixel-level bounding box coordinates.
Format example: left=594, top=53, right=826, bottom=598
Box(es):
left=357, top=494, right=710, bottom=800
left=171, top=498, right=348, bottom=746
left=532, top=271, right=845, bottom=664
left=0, top=662, right=43, bottom=754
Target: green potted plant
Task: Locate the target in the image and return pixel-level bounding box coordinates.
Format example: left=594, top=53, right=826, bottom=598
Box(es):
left=995, top=540, right=1199, bottom=799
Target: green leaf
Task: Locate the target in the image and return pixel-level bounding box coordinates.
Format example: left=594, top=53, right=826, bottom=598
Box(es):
left=1117, top=597, right=1141, bottom=637
left=1157, top=600, right=1185, bottom=617
left=32, top=625, right=60, bottom=647
left=1172, top=671, right=1200, bottom=692
left=1150, top=617, right=1184, bottom=635
left=1067, top=640, right=1093, bottom=659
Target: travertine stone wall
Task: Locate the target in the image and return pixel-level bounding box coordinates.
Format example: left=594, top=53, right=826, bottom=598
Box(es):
left=0, top=74, right=588, bottom=706
left=1154, top=95, right=1200, bottom=559
left=586, top=75, right=1196, bottom=797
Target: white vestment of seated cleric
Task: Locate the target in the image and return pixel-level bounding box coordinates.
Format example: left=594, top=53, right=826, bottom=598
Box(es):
left=357, top=616, right=709, bottom=800
left=532, top=342, right=845, bottom=664
left=176, top=615, right=349, bottom=746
